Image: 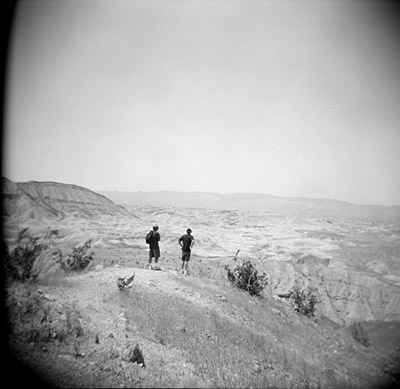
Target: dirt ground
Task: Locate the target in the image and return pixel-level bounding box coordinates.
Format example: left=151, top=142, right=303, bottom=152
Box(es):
left=4, top=258, right=236, bottom=388
left=4, top=247, right=400, bottom=388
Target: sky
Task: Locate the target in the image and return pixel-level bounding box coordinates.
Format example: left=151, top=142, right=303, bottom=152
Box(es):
left=3, top=0, right=400, bottom=206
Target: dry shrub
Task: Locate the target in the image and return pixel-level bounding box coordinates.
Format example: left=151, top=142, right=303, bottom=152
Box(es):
left=289, top=282, right=318, bottom=318
left=225, top=259, right=268, bottom=297
left=3, top=228, right=58, bottom=282
left=56, top=240, right=94, bottom=272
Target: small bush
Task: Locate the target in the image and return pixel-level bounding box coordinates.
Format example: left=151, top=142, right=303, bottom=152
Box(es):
left=56, top=240, right=94, bottom=272
left=3, top=228, right=58, bottom=282
left=289, top=283, right=318, bottom=318
left=225, top=260, right=268, bottom=297
left=350, top=322, right=370, bottom=347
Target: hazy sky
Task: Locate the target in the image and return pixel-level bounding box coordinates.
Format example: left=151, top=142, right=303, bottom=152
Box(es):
left=3, top=0, right=400, bottom=205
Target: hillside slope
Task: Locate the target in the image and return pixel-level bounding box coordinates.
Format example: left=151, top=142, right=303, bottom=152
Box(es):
left=5, top=261, right=400, bottom=388
left=2, top=178, right=131, bottom=222
left=16, top=180, right=132, bottom=218
left=2, top=177, right=61, bottom=221
left=2, top=178, right=135, bottom=246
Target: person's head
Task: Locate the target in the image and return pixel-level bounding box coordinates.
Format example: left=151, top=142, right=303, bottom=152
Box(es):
left=153, top=224, right=159, bottom=231
left=186, top=228, right=192, bottom=234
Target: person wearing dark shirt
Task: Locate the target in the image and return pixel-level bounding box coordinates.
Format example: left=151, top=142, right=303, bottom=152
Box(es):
left=178, top=228, right=194, bottom=275
left=148, top=224, right=161, bottom=270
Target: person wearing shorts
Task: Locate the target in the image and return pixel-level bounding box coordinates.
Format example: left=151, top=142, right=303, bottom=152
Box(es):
left=148, top=224, right=161, bottom=270
left=178, top=228, right=194, bottom=275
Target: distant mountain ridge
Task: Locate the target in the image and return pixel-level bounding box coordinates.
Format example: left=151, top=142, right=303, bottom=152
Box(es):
left=100, top=190, right=400, bottom=219
left=3, top=178, right=399, bottom=221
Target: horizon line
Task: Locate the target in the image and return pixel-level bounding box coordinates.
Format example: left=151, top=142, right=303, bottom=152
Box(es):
left=2, top=176, right=399, bottom=208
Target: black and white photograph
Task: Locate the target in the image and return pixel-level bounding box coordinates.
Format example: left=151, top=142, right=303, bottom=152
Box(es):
left=2, top=0, right=400, bottom=387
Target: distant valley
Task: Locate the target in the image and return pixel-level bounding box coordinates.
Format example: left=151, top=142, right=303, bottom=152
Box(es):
left=100, top=190, right=400, bottom=219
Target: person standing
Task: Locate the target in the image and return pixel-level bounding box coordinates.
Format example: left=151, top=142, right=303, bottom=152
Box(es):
left=178, top=228, right=194, bottom=275
left=148, top=224, right=161, bottom=270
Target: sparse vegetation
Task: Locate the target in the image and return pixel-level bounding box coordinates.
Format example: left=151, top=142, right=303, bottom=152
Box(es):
left=225, top=259, right=268, bottom=297
left=3, top=228, right=58, bottom=282
left=6, top=286, right=84, bottom=350
left=5, top=260, right=398, bottom=389
left=289, top=282, right=318, bottom=318
left=4, top=228, right=95, bottom=279
left=350, top=321, right=370, bottom=347
left=55, top=239, right=94, bottom=272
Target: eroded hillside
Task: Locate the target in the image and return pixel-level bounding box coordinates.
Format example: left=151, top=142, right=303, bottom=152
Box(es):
left=3, top=178, right=131, bottom=225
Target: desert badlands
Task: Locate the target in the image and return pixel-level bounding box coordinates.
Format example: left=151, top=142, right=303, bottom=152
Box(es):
left=2, top=178, right=400, bottom=388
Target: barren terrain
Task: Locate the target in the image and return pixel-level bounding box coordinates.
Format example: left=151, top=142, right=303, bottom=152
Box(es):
left=3, top=179, right=400, bottom=387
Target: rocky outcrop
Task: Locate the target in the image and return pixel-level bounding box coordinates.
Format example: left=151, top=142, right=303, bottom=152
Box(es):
left=117, top=274, right=135, bottom=291
left=264, top=257, right=400, bottom=326
left=318, top=267, right=400, bottom=325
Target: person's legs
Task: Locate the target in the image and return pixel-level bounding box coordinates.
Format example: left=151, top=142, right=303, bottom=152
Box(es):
left=181, top=252, right=190, bottom=275
left=181, top=252, right=187, bottom=273
left=154, top=256, right=160, bottom=269
left=152, top=248, right=160, bottom=269
left=148, top=249, right=153, bottom=269
left=185, top=252, right=191, bottom=274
